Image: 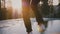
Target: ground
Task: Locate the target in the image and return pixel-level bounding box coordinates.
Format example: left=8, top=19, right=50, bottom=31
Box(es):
left=0, top=18, right=60, bottom=34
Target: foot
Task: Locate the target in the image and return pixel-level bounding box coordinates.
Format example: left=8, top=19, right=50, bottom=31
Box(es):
left=37, top=24, right=45, bottom=32
left=27, top=31, right=32, bottom=34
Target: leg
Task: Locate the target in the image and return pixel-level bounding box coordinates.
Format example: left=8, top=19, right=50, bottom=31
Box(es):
left=31, top=0, right=47, bottom=32
left=23, top=18, right=32, bottom=34
left=31, top=0, right=44, bottom=25
left=31, top=0, right=49, bottom=27
left=22, top=0, right=32, bottom=34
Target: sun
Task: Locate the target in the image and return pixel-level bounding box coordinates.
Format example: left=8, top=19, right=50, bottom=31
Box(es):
left=11, top=0, right=22, bottom=15
left=5, top=0, right=22, bottom=13
left=5, top=0, right=22, bottom=18
left=11, top=0, right=22, bottom=9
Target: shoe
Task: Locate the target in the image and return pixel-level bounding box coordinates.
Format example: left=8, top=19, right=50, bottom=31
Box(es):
left=27, top=31, right=32, bottom=34
left=37, top=24, right=45, bottom=32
